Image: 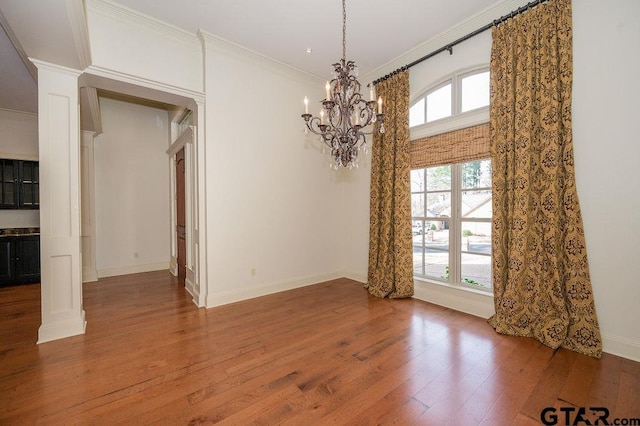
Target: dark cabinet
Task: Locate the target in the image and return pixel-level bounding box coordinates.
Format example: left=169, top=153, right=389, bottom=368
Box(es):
left=0, top=159, right=39, bottom=209
left=0, top=235, right=40, bottom=285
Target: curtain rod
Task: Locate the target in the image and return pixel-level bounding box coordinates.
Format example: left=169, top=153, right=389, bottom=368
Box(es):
left=372, top=0, right=549, bottom=85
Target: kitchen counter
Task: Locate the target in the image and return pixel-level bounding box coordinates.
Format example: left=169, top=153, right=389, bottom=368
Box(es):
left=0, top=227, right=40, bottom=237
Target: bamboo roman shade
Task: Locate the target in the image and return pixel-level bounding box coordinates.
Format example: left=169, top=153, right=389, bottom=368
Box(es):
left=410, top=122, right=490, bottom=169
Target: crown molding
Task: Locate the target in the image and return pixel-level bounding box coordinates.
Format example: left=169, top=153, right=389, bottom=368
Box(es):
left=65, top=0, right=92, bottom=70
left=0, top=108, right=38, bottom=122
left=85, top=0, right=200, bottom=50
left=30, top=58, right=82, bottom=77
left=0, top=9, right=38, bottom=82
left=198, top=30, right=322, bottom=87
left=363, top=0, right=532, bottom=83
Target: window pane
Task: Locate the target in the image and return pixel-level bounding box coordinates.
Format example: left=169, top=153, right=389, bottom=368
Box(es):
left=23, top=164, right=33, bottom=181
left=461, top=190, right=492, bottom=218
left=409, top=98, right=425, bottom=127
left=461, top=71, right=490, bottom=112
left=426, top=165, right=451, bottom=191
left=3, top=163, right=13, bottom=181
left=412, top=193, right=424, bottom=217
left=412, top=220, right=425, bottom=236
left=4, top=183, right=14, bottom=204
left=461, top=253, right=492, bottom=289
left=410, top=169, right=425, bottom=192
left=461, top=159, right=491, bottom=189
left=461, top=222, right=491, bottom=255
left=424, top=224, right=449, bottom=280
left=427, top=193, right=451, bottom=218
left=413, top=243, right=424, bottom=276
left=23, top=185, right=33, bottom=204
left=426, top=84, right=451, bottom=122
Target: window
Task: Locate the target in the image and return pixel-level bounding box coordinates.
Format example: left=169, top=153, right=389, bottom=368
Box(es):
left=426, top=83, right=452, bottom=122
left=410, top=68, right=489, bottom=128
left=461, top=71, right=490, bottom=112
left=411, top=159, right=492, bottom=291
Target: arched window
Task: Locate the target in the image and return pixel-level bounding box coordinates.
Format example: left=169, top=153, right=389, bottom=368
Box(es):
left=410, top=67, right=492, bottom=292
left=410, top=67, right=490, bottom=137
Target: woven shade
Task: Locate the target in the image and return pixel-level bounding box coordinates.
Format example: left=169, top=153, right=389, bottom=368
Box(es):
left=410, top=123, right=490, bottom=169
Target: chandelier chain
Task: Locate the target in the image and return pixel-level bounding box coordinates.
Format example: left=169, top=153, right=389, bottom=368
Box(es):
left=342, top=0, right=346, bottom=61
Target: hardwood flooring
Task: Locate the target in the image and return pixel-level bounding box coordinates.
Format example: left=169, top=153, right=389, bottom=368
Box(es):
left=1, top=271, right=638, bottom=425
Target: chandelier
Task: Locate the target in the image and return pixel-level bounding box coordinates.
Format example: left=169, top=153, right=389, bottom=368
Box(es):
left=301, top=0, right=384, bottom=169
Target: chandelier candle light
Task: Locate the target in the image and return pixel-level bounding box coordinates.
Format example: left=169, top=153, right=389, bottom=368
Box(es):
left=301, top=0, right=384, bottom=169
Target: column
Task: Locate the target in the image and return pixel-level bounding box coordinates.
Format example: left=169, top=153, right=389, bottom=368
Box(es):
left=34, top=60, right=86, bottom=343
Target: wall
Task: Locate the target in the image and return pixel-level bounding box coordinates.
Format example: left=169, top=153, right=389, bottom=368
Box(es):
left=201, top=34, right=346, bottom=306
left=0, top=108, right=39, bottom=228
left=572, top=0, right=640, bottom=361
left=85, top=0, right=202, bottom=94
left=93, top=97, right=170, bottom=277
left=350, top=0, right=640, bottom=360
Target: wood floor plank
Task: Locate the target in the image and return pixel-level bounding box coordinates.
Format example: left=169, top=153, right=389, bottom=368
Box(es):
left=1, top=271, right=638, bottom=424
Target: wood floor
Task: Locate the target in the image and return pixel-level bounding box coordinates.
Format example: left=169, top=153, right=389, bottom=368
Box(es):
left=1, top=271, right=638, bottom=425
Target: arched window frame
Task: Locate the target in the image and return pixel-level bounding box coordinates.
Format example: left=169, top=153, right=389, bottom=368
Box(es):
left=410, top=66, right=490, bottom=141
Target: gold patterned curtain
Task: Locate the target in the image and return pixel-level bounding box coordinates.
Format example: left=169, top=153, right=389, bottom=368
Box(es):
left=488, top=0, right=602, bottom=357
left=366, top=71, right=413, bottom=298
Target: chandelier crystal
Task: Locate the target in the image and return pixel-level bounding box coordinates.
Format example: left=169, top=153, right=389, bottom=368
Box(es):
left=301, top=0, right=384, bottom=169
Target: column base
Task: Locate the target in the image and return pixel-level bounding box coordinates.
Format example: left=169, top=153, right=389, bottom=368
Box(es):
left=37, top=310, right=86, bottom=344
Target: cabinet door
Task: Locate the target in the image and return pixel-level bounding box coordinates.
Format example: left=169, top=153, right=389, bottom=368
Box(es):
left=15, top=237, right=40, bottom=283
left=0, top=160, right=19, bottom=208
left=0, top=239, right=15, bottom=283
left=20, top=161, right=39, bottom=208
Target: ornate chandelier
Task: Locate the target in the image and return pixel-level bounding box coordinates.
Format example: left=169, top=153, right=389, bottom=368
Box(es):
left=301, top=0, right=384, bottom=169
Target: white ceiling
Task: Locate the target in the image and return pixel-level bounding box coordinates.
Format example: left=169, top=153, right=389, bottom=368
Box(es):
left=0, top=0, right=501, bottom=113
left=113, top=0, right=498, bottom=78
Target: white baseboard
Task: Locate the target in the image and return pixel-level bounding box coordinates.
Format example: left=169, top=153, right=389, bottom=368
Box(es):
left=37, top=310, right=87, bottom=344
left=82, top=268, right=98, bottom=283
left=342, top=270, right=367, bottom=284
left=205, top=271, right=344, bottom=308
left=184, top=268, right=204, bottom=307
left=97, top=262, right=169, bottom=278
left=602, top=333, right=640, bottom=362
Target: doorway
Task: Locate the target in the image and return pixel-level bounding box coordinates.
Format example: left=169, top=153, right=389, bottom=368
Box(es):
left=176, top=147, right=186, bottom=283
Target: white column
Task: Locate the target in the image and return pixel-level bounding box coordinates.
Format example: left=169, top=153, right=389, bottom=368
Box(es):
left=194, top=100, right=207, bottom=307
left=81, top=130, right=98, bottom=283
left=34, top=60, right=86, bottom=343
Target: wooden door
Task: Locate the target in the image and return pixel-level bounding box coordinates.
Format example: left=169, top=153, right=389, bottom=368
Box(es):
left=176, top=148, right=186, bottom=282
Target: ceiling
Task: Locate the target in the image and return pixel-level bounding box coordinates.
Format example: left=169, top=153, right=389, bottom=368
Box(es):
left=0, top=0, right=501, bottom=114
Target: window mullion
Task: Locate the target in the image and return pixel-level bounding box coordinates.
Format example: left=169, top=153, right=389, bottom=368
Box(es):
left=451, top=163, right=461, bottom=285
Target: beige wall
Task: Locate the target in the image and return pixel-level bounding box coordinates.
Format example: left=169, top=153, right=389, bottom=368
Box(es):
left=93, top=97, right=171, bottom=277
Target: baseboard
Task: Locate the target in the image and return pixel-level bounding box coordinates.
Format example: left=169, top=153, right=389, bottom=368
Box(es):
left=342, top=270, right=367, bottom=284
left=205, top=271, right=344, bottom=308
left=184, top=268, right=204, bottom=307
left=413, top=279, right=495, bottom=319
left=602, top=333, right=640, bottom=362
left=37, top=310, right=87, bottom=344
left=97, top=262, right=169, bottom=278
left=83, top=268, right=98, bottom=283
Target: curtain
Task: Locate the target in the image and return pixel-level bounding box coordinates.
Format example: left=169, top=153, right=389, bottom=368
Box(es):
left=366, top=71, right=413, bottom=298
left=488, top=0, right=602, bottom=358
